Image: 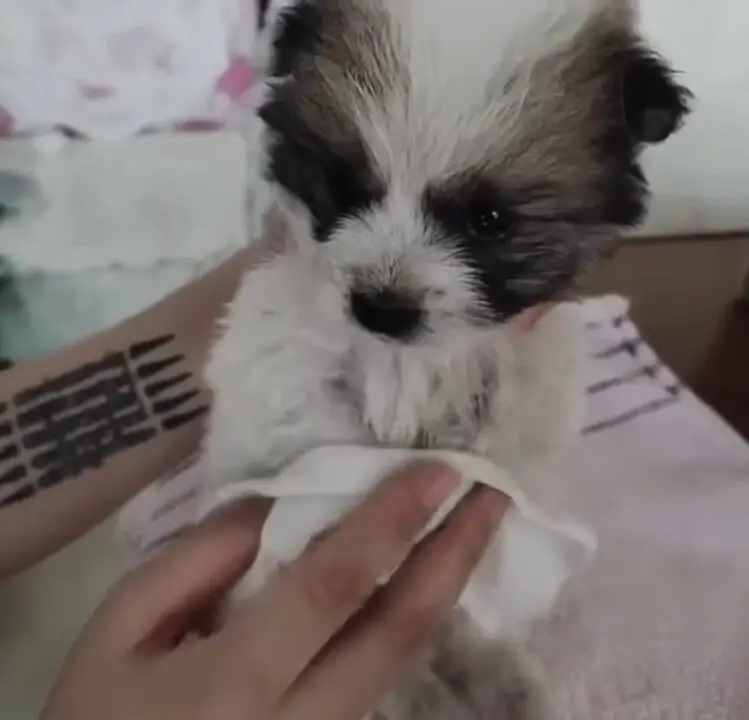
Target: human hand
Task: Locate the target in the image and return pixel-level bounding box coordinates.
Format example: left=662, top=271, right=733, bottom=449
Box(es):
left=42, top=464, right=509, bottom=720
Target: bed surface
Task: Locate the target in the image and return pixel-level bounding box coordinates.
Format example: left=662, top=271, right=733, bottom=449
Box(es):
left=1, top=133, right=748, bottom=719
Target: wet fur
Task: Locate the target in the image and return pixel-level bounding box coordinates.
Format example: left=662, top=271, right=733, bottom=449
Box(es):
left=204, top=1, right=691, bottom=718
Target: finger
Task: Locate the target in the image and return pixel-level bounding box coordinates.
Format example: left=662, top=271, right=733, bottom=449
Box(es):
left=260, top=202, right=293, bottom=255
left=220, top=463, right=459, bottom=704
left=511, top=302, right=554, bottom=333
left=95, top=500, right=271, bottom=652
left=280, top=488, right=509, bottom=720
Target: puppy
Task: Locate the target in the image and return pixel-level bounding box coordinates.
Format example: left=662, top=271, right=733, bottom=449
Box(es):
left=204, top=1, right=691, bottom=717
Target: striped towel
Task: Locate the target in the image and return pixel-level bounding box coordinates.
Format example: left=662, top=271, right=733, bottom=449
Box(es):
left=581, top=295, right=682, bottom=437
left=531, top=295, right=749, bottom=719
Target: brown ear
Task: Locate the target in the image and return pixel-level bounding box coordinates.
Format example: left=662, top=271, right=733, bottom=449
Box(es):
left=622, top=48, right=693, bottom=144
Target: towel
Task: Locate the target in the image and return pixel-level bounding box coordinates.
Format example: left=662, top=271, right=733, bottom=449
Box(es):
left=200, top=446, right=597, bottom=642
left=526, top=295, right=749, bottom=719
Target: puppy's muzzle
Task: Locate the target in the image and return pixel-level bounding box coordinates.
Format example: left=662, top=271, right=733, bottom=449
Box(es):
left=349, top=288, right=424, bottom=341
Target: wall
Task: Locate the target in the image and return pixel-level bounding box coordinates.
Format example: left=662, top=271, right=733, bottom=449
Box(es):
left=637, top=1, right=749, bottom=236
left=586, top=237, right=748, bottom=380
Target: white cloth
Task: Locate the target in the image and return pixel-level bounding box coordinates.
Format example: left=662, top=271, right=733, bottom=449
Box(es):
left=201, top=447, right=597, bottom=642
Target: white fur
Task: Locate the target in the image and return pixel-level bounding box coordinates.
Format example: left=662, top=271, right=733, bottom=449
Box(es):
left=205, top=249, right=584, bottom=497
left=203, top=234, right=584, bottom=720
left=357, top=0, right=610, bottom=181
left=210, top=0, right=594, bottom=491
left=203, top=2, right=609, bottom=718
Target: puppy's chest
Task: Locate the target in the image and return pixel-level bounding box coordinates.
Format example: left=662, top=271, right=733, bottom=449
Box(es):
left=334, top=350, right=497, bottom=451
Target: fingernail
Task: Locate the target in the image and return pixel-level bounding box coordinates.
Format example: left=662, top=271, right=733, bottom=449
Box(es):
left=411, top=463, right=460, bottom=507
left=476, top=487, right=511, bottom=522
left=204, top=498, right=272, bottom=528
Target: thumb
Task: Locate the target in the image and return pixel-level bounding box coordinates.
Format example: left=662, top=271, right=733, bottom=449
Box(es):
left=96, top=500, right=271, bottom=652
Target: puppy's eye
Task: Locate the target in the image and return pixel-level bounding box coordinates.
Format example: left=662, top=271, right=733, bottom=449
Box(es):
left=424, top=180, right=515, bottom=242
left=466, top=202, right=513, bottom=239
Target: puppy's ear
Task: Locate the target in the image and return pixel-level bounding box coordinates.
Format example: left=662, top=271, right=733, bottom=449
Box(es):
left=257, top=0, right=271, bottom=28
left=622, top=48, right=692, bottom=144
left=269, top=1, right=324, bottom=78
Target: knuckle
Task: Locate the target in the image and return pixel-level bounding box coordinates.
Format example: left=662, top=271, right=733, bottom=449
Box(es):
left=205, top=685, right=260, bottom=720
left=97, top=571, right=143, bottom=623
left=451, top=524, right=492, bottom=573
left=383, top=603, right=444, bottom=657
left=384, top=478, right=438, bottom=545
left=454, top=507, right=500, bottom=568
left=298, top=554, right=372, bottom=617
left=220, top=656, right=275, bottom=711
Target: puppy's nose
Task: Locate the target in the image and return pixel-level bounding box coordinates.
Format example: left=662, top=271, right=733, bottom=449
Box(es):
left=349, top=289, right=424, bottom=340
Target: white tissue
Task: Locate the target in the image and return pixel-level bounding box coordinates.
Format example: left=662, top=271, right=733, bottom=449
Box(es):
left=203, top=446, right=597, bottom=641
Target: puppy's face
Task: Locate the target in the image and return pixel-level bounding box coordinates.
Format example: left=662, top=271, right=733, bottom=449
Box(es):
left=257, top=0, right=691, bottom=345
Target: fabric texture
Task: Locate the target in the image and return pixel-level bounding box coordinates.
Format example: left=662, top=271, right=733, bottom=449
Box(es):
left=119, top=295, right=749, bottom=718
left=201, top=446, right=597, bottom=643
left=530, top=295, right=749, bottom=719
